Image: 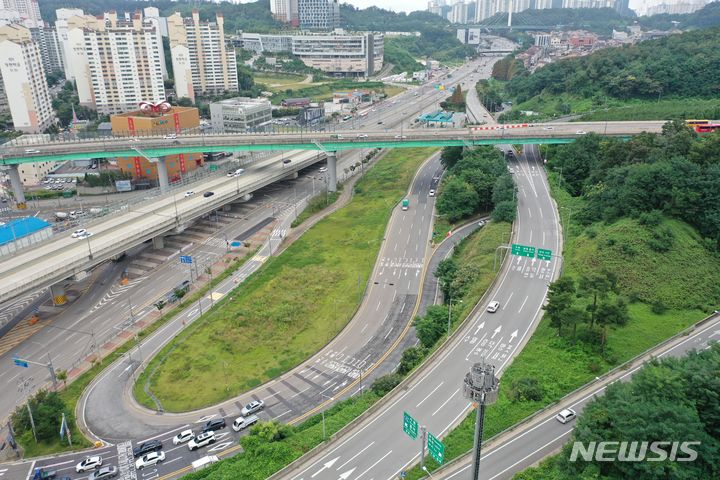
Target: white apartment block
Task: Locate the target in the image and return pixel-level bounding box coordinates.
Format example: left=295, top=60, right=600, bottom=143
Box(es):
left=241, top=31, right=383, bottom=77
left=31, top=26, right=64, bottom=74
left=54, top=8, right=83, bottom=80
left=167, top=10, right=238, bottom=103
left=450, top=1, right=469, bottom=23
left=65, top=11, right=166, bottom=116
left=270, top=0, right=298, bottom=24
left=0, top=0, right=40, bottom=28
left=0, top=24, right=54, bottom=133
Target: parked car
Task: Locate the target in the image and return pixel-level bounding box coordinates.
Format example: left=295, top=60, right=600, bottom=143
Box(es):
left=203, top=191, right=214, bottom=198
left=232, top=414, right=259, bottom=432
left=135, top=451, right=166, bottom=470
left=394, top=135, right=407, bottom=139
left=172, top=429, right=195, bottom=445
left=555, top=408, right=577, bottom=424
left=202, top=418, right=227, bottom=433
left=241, top=399, right=265, bottom=416
left=76, top=456, right=102, bottom=473
left=88, top=466, right=118, bottom=480
left=188, top=431, right=216, bottom=451
left=486, top=301, right=500, bottom=313
left=163, top=133, right=177, bottom=139
left=132, top=439, right=163, bottom=458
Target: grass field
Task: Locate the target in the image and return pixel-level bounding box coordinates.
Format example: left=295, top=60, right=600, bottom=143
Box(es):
left=290, top=190, right=341, bottom=228
left=133, top=148, right=437, bottom=412
left=405, top=172, right=715, bottom=479
left=269, top=81, right=405, bottom=105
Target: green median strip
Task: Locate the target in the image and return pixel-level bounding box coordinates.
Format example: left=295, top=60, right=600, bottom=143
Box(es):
left=132, top=147, right=438, bottom=412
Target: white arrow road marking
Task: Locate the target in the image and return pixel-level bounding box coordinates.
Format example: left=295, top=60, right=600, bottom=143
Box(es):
left=354, top=450, right=393, bottom=480
left=207, top=441, right=233, bottom=453
left=195, top=414, right=217, bottom=423
left=337, top=442, right=375, bottom=470
left=311, top=457, right=340, bottom=478
left=509, top=330, right=518, bottom=342
left=491, top=325, right=501, bottom=339
left=338, top=468, right=356, bottom=480
left=474, top=322, right=485, bottom=335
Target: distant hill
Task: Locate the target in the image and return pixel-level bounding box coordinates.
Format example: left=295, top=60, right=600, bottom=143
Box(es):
left=479, top=7, right=635, bottom=35
left=638, top=1, right=720, bottom=30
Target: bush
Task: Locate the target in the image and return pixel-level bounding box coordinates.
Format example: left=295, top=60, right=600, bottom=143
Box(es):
left=492, top=200, right=517, bottom=222
left=638, top=210, right=663, bottom=227
left=651, top=300, right=667, bottom=314
left=508, top=377, right=545, bottom=402
left=397, top=346, right=427, bottom=375
left=11, top=390, right=72, bottom=443
left=414, top=305, right=448, bottom=348
left=371, top=373, right=403, bottom=396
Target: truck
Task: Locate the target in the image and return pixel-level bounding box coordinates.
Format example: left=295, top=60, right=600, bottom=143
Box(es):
left=54, top=212, right=68, bottom=220
left=192, top=455, right=220, bottom=471
left=32, top=468, right=56, bottom=480
left=401, top=198, right=409, bottom=211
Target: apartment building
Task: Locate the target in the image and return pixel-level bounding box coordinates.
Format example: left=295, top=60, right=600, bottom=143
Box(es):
left=0, top=0, right=41, bottom=28
left=54, top=8, right=83, bottom=80
left=0, top=24, right=54, bottom=133
left=167, top=10, right=238, bottom=103
left=65, top=11, right=166, bottom=116
left=270, top=0, right=299, bottom=25
left=31, top=25, right=64, bottom=74
left=241, top=31, right=384, bottom=77
left=298, top=0, right=339, bottom=30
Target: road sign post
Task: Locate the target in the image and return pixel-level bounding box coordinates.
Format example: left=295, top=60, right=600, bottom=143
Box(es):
left=511, top=243, right=536, bottom=258
left=427, top=432, right=445, bottom=465
left=13, top=356, right=28, bottom=368
left=402, top=412, right=418, bottom=440
left=537, top=248, right=552, bottom=261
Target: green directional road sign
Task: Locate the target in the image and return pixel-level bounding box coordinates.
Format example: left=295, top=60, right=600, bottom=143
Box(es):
left=209, top=165, right=218, bottom=172
left=511, top=243, right=536, bottom=258
left=403, top=412, right=418, bottom=440
left=537, top=248, right=553, bottom=261
left=427, top=432, right=445, bottom=465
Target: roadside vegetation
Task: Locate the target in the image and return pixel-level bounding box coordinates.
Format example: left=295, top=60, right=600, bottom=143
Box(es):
left=268, top=80, right=404, bottom=106
left=134, top=148, right=437, bottom=412
left=516, top=344, right=720, bottom=479
left=406, top=124, right=720, bottom=478
left=182, top=212, right=509, bottom=480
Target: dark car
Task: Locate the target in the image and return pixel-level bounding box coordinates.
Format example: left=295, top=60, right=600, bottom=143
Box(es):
left=132, top=439, right=163, bottom=458
left=203, top=191, right=214, bottom=198
left=282, top=159, right=291, bottom=164
left=202, top=418, right=227, bottom=433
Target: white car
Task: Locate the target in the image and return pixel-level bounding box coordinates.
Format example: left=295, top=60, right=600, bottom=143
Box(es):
left=241, top=399, right=265, bottom=416
left=188, top=431, right=215, bottom=451
left=184, top=191, right=195, bottom=197
left=135, top=450, right=166, bottom=470
left=555, top=408, right=577, bottom=424
left=76, top=455, right=103, bottom=473
left=24, top=149, right=40, bottom=154
left=543, top=126, right=554, bottom=130
left=163, top=133, right=177, bottom=139
left=356, top=134, right=368, bottom=139
left=318, top=167, right=328, bottom=173
left=429, top=189, right=435, bottom=197
left=394, top=135, right=407, bottom=139
left=486, top=301, right=500, bottom=313
left=575, top=130, right=587, bottom=135
left=71, top=229, right=88, bottom=238
left=172, top=429, right=195, bottom=445
left=228, top=168, right=245, bottom=177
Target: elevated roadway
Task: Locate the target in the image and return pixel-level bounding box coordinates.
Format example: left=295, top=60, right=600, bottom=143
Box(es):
left=1, top=122, right=665, bottom=165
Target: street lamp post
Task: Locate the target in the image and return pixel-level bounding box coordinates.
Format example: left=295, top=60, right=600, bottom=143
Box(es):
left=319, top=393, right=335, bottom=440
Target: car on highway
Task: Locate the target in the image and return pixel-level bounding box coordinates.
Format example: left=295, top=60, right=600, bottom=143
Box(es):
left=356, top=134, right=368, bottom=139
left=555, top=408, right=577, bottom=424
left=241, top=399, right=265, bottom=416
left=132, top=439, right=163, bottom=458
left=88, top=466, right=118, bottom=480
left=377, top=121, right=384, bottom=125
left=163, top=133, right=177, bottom=139
left=172, top=429, right=195, bottom=445
left=486, top=300, right=500, bottom=313
left=25, top=149, right=40, bottom=154
left=232, top=414, right=259, bottom=431
left=135, top=451, right=166, bottom=470
left=71, top=229, right=90, bottom=238
left=575, top=130, right=587, bottom=135
left=76, top=456, right=103, bottom=473
left=188, top=431, right=216, bottom=451
left=319, top=166, right=328, bottom=173
left=230, top=168, right=245, bottom=177
left=202, top=418, right=227, bottom=432
left=478, top=220, right=486, bottom=227
left=429, top=189, right=435, bottom=197
left=283, top=158, right=291, bottom=164
left=330, top=134, right=344, bottom=139
left=184, top=191, right=195, bottom=197
left=543, top=126, right=554, bottom=130
left=394, top=135, right=407, bottom=139
left=203, top=191, right=215, bottom=198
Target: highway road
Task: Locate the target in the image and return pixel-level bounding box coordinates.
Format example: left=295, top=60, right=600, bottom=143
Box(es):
left=280, top=111, right=563, bottom=480
left=437, top=313, right=720, bottom=480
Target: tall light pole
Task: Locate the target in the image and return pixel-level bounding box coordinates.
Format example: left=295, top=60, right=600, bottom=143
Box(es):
left=448, top=297, right=462, bottom=336
left=463, top=361, right=500, bottom=480
left=320, top=393, right=335, bottom=440
left=17, top=376, right=37, bottom=443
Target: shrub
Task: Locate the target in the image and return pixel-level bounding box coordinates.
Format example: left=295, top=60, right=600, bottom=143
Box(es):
left=370, top=373, right=403, bottom=396
left=508, top=377, right=545, bottom=402
left=397, top=346, right=427, bottom=376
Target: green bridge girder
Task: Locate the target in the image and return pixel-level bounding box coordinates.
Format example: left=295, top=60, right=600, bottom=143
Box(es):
left=0, top=137, right=598, bottom=165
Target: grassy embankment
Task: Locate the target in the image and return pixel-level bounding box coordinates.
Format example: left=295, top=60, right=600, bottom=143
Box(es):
left=133, top=148, right=437, bottom=412
left=406, top=172, right=718, bottom=478
left=268, top=80, right=404, bottom=105
left=17, top=251, right=257, bottom=457
left=181, top=217, right=510, bottom=480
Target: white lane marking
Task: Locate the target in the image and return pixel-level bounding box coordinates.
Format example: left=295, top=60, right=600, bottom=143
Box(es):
left=488, top=430, right=572, bottom=480
left=505, top=291, right=514, bottom=305
left=337, top=442, right=375, bottom=470
left=527, top=208, right=532, bottom=218
left=384, top=328, right=393, bottom=341
left=416, top=381, right=444, bottom=407
left=542, top=231, right=546, bottom=245
left=353, top=450, right=393, bottom=480
left=529, top=230, right=532, bottom=244
left=274, top=410, right=292, bottom=420
left=432, top=388, right=460, bottom=416
left=518, top=295, right=529, bottom=313
left=290, top=386, right=311, bottom=398
left=376, top=300, right=381, bottom=311
left=361, top=323, right=369, bottom=334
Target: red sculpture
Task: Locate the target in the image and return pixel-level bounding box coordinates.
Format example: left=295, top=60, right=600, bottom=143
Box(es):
left=138, top=100, right=172, bottom=116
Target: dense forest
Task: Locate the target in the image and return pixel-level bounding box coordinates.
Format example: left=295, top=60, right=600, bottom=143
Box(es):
left=517, top=345, right=720, bottom=480
left=481, top=7, right=634, bottom=35
left=505, top=27, right=720, bottom=104
left=547, top=121, right=720, bottom=247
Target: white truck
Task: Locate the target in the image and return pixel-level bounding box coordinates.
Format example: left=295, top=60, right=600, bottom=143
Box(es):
left=191, top=455, right=220, bottom=471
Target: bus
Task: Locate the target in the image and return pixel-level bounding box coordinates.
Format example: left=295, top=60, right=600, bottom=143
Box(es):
left=402, top=198, right=409, bottom=211
left=685, top=119, right=710, bottom=126
left=694, top=123, right=720, bottom=133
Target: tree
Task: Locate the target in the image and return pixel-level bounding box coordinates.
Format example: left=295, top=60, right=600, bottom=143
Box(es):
left=435, top=258, right=458, bottom=299
left=492, top=200, right=516, bottom=223
left=397, top=346, right=427, bottom=375
left=371, top=373, right=403, bottom=396
left=436, top=177, right=479, bottom=222
left=440, top=146, right=463, bottom=169
left=414, top=305, right=449, bottom=348
left=543, top=277, right=576, bottom=336
left=578, top=271, right=617, bottom=329
left=56, top=369, right=68, bottom=388
left=11, top=390, right=70, bottom=443
left=154, top=300, right=166, bottom=313
left=594, top=298, right=629, bottom=352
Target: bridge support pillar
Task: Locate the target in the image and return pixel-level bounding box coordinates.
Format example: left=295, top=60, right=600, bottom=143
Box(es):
left=152, top=235, right=165, bottom=250
left=50, top=282, right=67, bottom=306
left=223, top=204, right=231, bottom=212
left=327, top=151, right=337, bottom=192
left=7, top=164, right=26, bottom=208
left=155, top=157, right=169, bottom=194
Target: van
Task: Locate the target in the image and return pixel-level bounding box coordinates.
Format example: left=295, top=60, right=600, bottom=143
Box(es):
left=191, top=455, right=220, bottom=471
left=232, top=414, right=259, bottom=432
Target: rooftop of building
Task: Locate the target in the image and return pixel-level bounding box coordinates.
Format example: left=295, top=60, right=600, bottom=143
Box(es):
left=212, top=97, right=271, bottom=106
left=0, top=217, right=51, bottom=246
left=111, top=106, right=198, bottom=119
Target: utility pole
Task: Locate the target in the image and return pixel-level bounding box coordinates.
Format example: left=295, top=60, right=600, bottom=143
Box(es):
left=17, top=376, right=37, bottom=443
left=463, top=361, right=500, bottom=480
